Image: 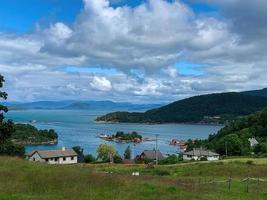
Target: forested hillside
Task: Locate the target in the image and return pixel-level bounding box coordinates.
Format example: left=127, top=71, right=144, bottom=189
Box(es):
left=12, top=124, right=58, bottom=145
left=188, top=107, right=267, bottom=156
left=96, top=92, right=267, bottom=123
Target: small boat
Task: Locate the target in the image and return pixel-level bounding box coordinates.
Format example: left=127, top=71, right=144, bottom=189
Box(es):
left=170, top=139, right=186, bottom=146
left=30, top=120, right=37, bottom=123
left=98, top=134, right=108, bottom=139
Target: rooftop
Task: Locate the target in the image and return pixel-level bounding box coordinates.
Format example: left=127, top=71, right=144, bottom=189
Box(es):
left=183, top=148, right=219, bottom=156
left=142, top=150, right=164, bottom=160
left=29, top=148, right=78, bottom=159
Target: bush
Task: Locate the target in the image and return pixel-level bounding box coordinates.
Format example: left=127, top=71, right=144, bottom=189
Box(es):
left=135, top=159, right=143, bottom=164
left=0, top=141, right=25, bottom=157
left=246, top=160, right=254, bottom=165
left=159, top=154, right=178, bottom=165
left=178, top=154, right=183, bottom=161
left=144, top=158, right=154, bottom=164
left=113, top=154, right=123, bottom=163
left=84, top=154, right=96, bottom=163
left=151, top=169, right=170, bottom=176
left=200, top=156, right=208, bottom=161
left=254, top=142, right=267, bottom=154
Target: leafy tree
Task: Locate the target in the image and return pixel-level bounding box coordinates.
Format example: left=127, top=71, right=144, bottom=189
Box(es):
left=124, top=145, right=131, bottom=159
left=254, top=142, right=267, bottom=154
left=216, top=134, right=243, bottom=156
left=159, top=154, right=178, bottom=165
left=97, top=144, right=116, bottom=162
left=113, top=154, right=123, bottom=163
left=0, top=74, right=24, bottom=156
left=84, top=154, right=96, bottom=163
left=72, top=146, right=84, bottom=155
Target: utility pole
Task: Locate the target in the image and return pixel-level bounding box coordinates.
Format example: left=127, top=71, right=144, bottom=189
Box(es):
left=225, top=141, right=228, bottom=157
left=155, top=134, right=159, bottom=165
left=132, top=143, right=135, bottom=160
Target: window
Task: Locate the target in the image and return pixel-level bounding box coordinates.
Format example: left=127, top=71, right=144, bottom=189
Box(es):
left=63, top=157, right=66, bottom=161
left=55, top=158, right=58, bottom=162
left=71, top=156, right=74, bottom=160
left=45, top=159, right=49, bottom=162
left=33, top=158, right=35, bottom=161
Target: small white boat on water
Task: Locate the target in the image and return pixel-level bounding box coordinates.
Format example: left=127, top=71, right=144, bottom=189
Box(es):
left=98, top=134, right=109, bottom=139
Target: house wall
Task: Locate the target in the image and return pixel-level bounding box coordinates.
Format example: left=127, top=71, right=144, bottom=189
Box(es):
left=29, top=153, right=78, bottom=164
left=29, top=152, right=46, bottom=163
left=183, top=155, right=219, bottom=161
left=183, top=155, right=199, bottom=161
left=207, top=156, right=219, bottom=161
left=46, top=156, right=78, bottom=164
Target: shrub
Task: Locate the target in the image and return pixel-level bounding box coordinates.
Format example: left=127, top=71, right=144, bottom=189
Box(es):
left=246, top=160, right=254, bottom=165
left=134, top=159, right=143, bottom=164
left=152, top=169, right=170, bottom=176
left=0, top=141, right=25, bottom=157
left=113, top=154, right=123, bottom=163
left=84, top=154, right=96, bottom=163
left=200, top=156, right=208, bottom=161
left=159, top=154, right=178, bottom=165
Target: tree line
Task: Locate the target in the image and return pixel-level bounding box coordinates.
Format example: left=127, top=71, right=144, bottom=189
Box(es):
left=187, top=107, right=267, bottom=156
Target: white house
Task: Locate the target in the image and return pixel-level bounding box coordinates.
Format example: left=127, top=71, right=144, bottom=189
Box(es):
left=248, top=138, right=258, bottom=147
left=27, top=147, right=78, bottom=164
left=183, top=148, right=219, bottom=161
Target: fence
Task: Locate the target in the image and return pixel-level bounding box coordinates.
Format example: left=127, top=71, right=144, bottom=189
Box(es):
left=185, top=176, right=267, bottom=194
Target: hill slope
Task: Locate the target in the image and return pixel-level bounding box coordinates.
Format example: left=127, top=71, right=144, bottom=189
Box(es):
left=189, top=107, right=267, bottom=156
left=242, top=87, right=267, bottom=97
left=96, top=92, right=267, bottom=123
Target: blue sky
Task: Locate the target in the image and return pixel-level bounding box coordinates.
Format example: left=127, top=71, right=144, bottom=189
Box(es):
left=0, top=0, right=83, bottom=32
left=0, top=0, right=266, bottom=102
left=0, top=0, right=212, bottom=76
left=0, top=0, right=217, bottom=33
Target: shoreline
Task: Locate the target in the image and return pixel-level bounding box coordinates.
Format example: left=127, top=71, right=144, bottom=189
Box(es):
left=13, top=139, right=58, bottom=146
left=95, top=120, right=224, bottom=126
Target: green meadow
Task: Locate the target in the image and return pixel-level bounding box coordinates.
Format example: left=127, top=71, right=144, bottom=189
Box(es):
left=1, top=157, right=267, bottom=200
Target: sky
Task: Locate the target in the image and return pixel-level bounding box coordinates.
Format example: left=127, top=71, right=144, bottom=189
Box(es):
left=0, top=0, right=267, bottom=103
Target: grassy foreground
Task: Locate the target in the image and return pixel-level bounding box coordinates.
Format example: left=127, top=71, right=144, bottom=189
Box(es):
left=1, top=157, right=267, bottom=200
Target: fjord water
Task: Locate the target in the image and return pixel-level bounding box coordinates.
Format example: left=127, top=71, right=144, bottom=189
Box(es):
left=6, top=109, right=223, bottom=156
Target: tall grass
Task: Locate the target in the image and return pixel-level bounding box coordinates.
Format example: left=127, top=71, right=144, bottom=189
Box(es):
left=0, top=157, right=267, bottom=200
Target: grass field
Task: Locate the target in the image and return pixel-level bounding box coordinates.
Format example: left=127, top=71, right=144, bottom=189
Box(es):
left=1, top=157, right=267, bottom=200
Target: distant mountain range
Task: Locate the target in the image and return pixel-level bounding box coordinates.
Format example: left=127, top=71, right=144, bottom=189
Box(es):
left=96, top=87, right=267, bottom=124
left=2, top=100, right=162, bottom=111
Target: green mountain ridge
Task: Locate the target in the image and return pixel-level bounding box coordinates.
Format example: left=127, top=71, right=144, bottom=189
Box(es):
left=188, top=107, right=267, bottom=156
left=96, top=88, right=267, bottom=123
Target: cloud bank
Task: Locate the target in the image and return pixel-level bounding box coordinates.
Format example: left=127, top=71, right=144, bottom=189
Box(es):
left=0, top=0, right=267, bottom=103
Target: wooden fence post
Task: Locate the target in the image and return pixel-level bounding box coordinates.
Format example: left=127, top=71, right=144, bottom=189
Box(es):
left=246, top=177, right=249, bottom=193
left=257, top=177, right=260, bottom=193
left=228, top=176, right=232, bottom=191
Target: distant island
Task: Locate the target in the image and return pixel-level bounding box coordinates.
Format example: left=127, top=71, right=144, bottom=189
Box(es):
left=96, top=88, right=267, bottom=124
left=99, top=131, right=143, bottom=143
left=12, top=124, right=58, bottom=145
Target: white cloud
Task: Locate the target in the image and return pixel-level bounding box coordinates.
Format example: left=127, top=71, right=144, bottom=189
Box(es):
left=90, top=76, right=112, bottom=91
left=0, top=0, right=267, bottom=103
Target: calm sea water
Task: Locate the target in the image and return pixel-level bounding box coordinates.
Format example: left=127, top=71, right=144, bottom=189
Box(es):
left=6, top=109, right=223, bottom=156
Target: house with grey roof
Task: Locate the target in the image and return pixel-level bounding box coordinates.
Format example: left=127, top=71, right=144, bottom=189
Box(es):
left=183, top=148, right=219, bottom=161
left=27, top=147, right=78, bottom=164
left=138, top=150, right=164, bottom=161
